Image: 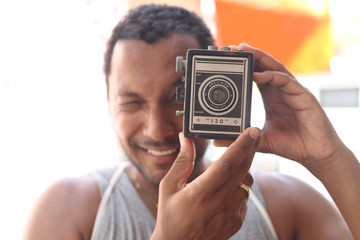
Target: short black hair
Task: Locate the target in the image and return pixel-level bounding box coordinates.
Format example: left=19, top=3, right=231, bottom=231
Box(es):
left=103, top=4, right=214, bottom=84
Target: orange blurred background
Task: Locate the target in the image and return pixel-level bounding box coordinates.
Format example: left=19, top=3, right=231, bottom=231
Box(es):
left=129, top=0, right=333, bottom=73
left=214, top=0, right=332, bottom=73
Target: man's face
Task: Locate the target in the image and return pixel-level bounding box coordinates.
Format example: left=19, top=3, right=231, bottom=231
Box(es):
left=108, top=34, right=209, bottom=185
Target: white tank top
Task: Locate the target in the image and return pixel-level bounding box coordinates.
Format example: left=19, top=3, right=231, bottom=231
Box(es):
left=90, top=163, right=278, bottom=240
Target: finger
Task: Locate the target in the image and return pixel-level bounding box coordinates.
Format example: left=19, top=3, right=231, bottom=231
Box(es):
left=254, top=71, right=297, bottom=90
left=238, top=199, right=248, bottom=224
left=236, top=173, right=253, bottom=199
left=231, top=43, right=295, bottom=78
left=213, top=127, right=262, bottom=147
left=217, top=171, right=253, bottom=202
left=160, top=132, right=195, bottom=194
left=254, top=71, right=312, bottom=109
left=194, top=127, right=261, bottom=194
left=213, top=139, right=233, bottom=147
left=219, top=160, right=254, bottom=199
left=229, top=182, right=250, bottom=227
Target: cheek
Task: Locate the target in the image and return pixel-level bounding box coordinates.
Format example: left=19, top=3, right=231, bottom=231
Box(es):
left=174, top=115, right=184, bottom=131
left=112, top=113, right=142, bottom=144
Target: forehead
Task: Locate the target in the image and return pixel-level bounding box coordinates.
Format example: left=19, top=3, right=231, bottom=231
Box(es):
left=113, top=34, right=200, bottom=60
left=108, top=34, right=201, bottom=93
left=110, top=34, right=200, bottom=79
left=112, top=34, right=201, bottom=67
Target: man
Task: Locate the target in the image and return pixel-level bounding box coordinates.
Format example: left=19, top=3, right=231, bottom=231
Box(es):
left=24, top=4, right=359, bottom=240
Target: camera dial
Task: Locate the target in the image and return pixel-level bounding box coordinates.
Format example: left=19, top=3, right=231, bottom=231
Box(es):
left=198, top=75, right=238, bottom=116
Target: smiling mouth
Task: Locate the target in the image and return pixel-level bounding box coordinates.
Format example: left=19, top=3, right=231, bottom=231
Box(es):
left=147, top=148, right=178, bottom=156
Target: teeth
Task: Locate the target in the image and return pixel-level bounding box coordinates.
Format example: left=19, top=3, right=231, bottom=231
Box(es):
left=147, top=148, right=177, bottom=156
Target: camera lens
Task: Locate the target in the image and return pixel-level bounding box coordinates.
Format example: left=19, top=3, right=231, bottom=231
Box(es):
left=210, top=86, right=228, bottom=105
left=198, top=75, right=239, bottom=116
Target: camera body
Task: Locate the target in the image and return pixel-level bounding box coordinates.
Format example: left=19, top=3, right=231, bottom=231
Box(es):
left=176, top=46, right=254, bottom=140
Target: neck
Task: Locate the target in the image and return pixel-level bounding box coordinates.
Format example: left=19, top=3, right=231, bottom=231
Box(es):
left=125, top=158, right=211, bottom=216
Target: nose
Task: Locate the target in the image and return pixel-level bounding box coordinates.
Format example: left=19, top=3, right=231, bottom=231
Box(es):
left=142, top=105, right=178, bottom=141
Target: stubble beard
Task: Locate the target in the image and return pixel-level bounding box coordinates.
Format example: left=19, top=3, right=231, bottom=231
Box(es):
left=119, top=139, right=210, bottom=187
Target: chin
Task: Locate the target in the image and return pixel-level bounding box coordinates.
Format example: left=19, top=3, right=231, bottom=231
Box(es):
left=146, top=165, right=173, bottom=186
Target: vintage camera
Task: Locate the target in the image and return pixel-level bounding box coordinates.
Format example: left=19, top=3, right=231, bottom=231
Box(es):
left=176, top=46, right=254, bottom=140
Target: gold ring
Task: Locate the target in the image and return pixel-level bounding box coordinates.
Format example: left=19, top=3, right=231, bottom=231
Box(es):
left=239, top=183, right=251, bottom=197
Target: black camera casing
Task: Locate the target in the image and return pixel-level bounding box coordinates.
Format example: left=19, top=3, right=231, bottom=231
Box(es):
left=176, top=47, right=254, bottom=140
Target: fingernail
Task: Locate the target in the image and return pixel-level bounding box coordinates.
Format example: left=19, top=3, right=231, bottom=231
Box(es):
left=229, top=45, right=239, bottom=50
left=178, top=132, right=184, bottom=144
left=240, top=43, right=251, bottom=48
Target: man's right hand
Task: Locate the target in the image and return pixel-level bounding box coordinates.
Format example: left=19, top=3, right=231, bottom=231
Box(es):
left=151, top=128, right=261, bottom=240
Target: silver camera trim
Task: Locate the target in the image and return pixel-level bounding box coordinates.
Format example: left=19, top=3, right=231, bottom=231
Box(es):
left=188, top=55, right=250, bottom=136
left=197, top=75, right=239, bottom=116
left=176, top=48, right=253, bottom=139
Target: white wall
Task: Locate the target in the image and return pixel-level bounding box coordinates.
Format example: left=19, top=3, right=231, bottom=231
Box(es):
left=1, top=0, right=359, bottom=239
left=0, top=1, right=127, bottom=238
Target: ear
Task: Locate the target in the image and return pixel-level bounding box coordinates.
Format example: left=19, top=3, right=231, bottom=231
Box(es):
left=107, top=83, right=113, bottom=117
left=105, top=77, right=111, bottom=115
left=108, top=102, right=112, bottom=116
left=107, top=92, right=115, bottom=131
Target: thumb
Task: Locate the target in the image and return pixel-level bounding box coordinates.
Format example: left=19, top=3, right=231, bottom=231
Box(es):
left=161, top=132, right=195, bottom=194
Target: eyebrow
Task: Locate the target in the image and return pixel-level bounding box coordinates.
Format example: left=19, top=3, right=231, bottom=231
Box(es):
left=117, top=78, right=183, bottom=98
left=117, top=92, right=140, bottom=98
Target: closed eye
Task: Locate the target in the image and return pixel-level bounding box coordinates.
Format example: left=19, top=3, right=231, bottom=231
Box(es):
left=118, top=100, right=144, bottom=112
left=168, top=94, right=184, bottom=109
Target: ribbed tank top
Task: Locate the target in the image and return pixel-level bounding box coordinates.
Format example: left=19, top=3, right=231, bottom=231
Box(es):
left=91, top=164, right=277, bottom=240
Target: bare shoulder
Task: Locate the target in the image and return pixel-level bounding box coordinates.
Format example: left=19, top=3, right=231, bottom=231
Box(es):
left=23, top=174, right=100, bottom=240
left=255, top=170, right=352, bottom=240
